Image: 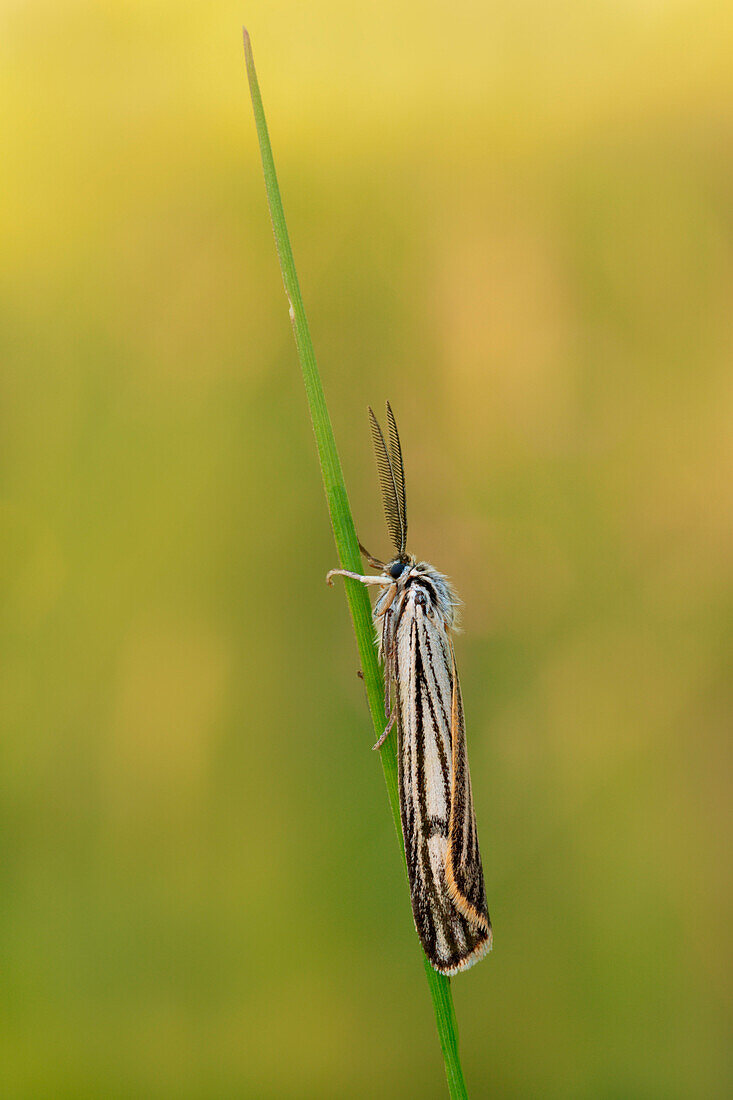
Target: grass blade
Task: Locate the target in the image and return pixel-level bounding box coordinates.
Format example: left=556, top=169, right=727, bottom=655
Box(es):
left=242, top=29, right=470, bottom=1099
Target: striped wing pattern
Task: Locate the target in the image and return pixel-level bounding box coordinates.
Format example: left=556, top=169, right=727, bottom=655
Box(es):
left=391, top=584, right=492, bottom=975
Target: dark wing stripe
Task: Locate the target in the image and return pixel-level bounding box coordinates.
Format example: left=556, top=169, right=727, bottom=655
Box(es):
left=417, top=619, right=452, bottom=814
left=420, top=617, right=453, bottom=736
left=420, top=669, right=451, bottom=818
left=414, top=631, right=455, bottom=957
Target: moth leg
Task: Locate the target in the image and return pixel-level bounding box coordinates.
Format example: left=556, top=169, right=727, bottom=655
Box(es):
left=373, top=612, right=398, bottom=750
left=359, top=542, right=386, bottom=570
left=373, top=707, right=397, bottom=751
left=326, top=568, right=391, bottom=587
left=382, top=608, right=394, bottom=717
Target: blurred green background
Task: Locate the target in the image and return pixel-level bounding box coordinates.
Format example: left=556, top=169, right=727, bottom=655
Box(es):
left=2, top=3, right=732, bottom=1097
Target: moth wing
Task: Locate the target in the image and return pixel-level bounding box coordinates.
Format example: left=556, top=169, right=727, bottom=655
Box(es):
left=397, top=607, right=491, bottom=975
left=445, top=641, right=492, bottom=940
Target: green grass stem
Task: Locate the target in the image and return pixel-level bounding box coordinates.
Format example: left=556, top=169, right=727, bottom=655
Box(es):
left=242, top=29, right=469, bottom=1099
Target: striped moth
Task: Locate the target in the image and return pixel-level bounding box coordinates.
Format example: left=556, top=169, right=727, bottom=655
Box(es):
left=327, top=403, right=492, bottom=975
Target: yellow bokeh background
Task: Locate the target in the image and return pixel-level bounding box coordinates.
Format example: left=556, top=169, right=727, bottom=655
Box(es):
left=3, top=3, right=732, bottom=1096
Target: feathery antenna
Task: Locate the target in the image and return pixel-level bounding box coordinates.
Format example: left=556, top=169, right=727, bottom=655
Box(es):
left=368, top=404, right=408, bottom=555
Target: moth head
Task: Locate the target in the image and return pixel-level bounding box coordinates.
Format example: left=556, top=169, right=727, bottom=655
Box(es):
left=386, top=555, right=413, bottom=580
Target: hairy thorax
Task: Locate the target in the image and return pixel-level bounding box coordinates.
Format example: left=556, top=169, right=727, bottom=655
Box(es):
left=373, top=559, right=460, bottom=659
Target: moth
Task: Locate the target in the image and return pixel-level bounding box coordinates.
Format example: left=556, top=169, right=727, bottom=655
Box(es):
left=327, top=403, right=492, bottom=975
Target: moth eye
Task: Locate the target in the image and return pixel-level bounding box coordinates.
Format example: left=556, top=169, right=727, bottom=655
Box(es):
left=389, top=561, right=406, bottom=579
